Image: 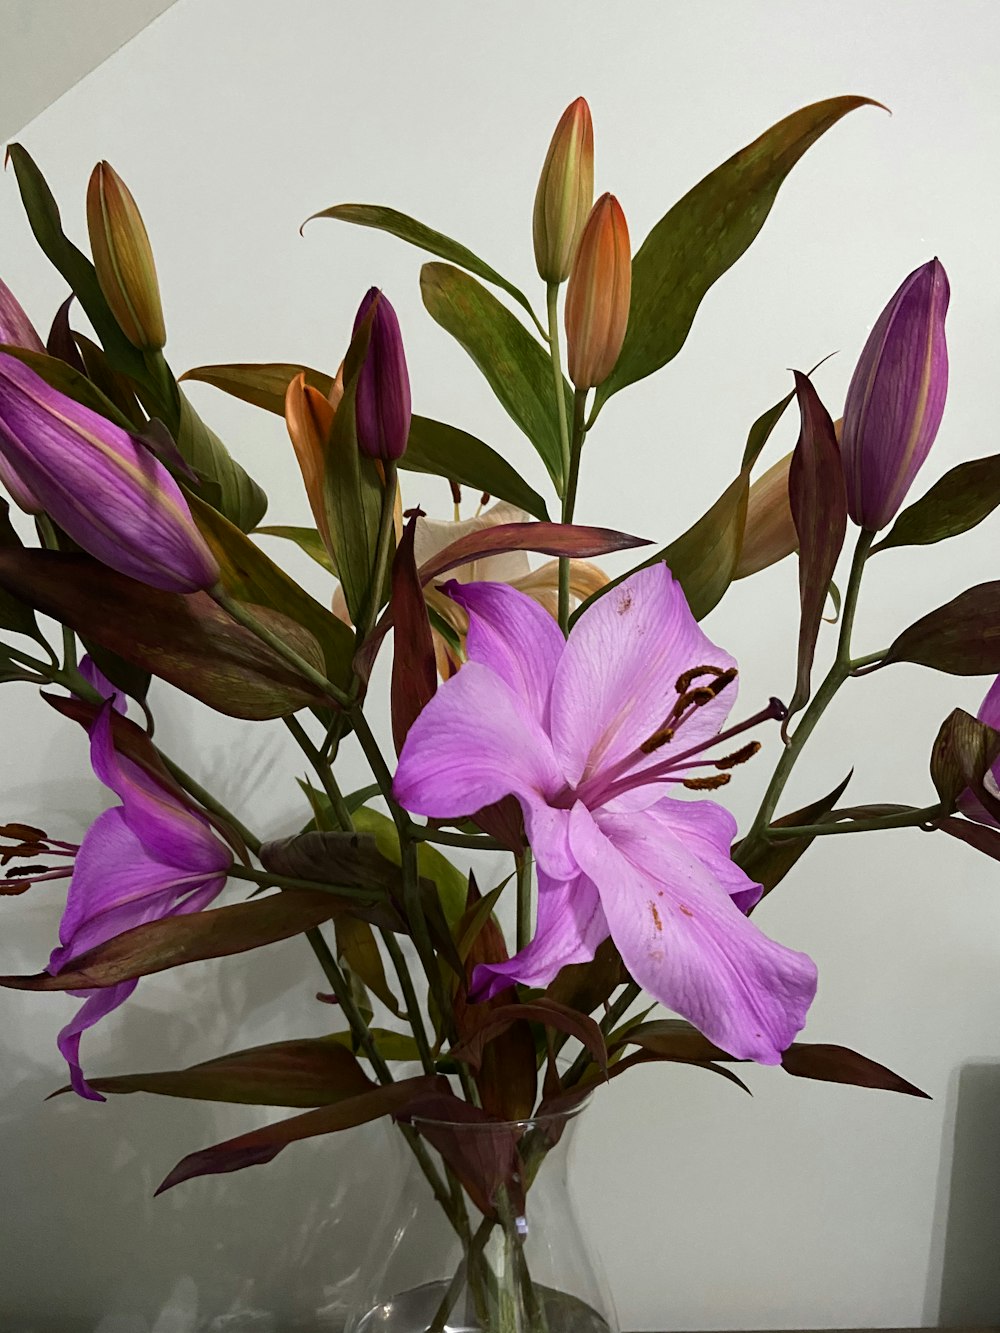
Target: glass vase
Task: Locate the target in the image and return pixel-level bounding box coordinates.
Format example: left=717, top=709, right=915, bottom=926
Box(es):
left=346, top=1099, right=618, bottom=1333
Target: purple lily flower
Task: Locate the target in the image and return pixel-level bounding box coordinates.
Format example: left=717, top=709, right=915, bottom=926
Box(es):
left=77, top=654, right=128, bottom=715
left=957, top=676, right=1000, bottom=826
left=394, top=566, right=817, bottom=1064
left=50, top=703, right=232, bottom=1099
left=841, top=259, right=950, bottom=531
left=353, top=288, right=411, bottom=461
left=0, top=352, right=220, bottom=592
left=0, top=278, right=46, bottom=513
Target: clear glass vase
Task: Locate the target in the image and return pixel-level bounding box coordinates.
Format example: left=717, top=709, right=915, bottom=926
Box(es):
left=346, top=1099, right=618, bottom=1333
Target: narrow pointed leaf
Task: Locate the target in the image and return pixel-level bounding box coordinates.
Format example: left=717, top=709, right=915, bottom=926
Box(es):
left=260, top=830, right=408, bottom=898
left=881, top=582, right=1000, bottom=675
left=56, top=1036, right=375, bottom=1108
left=180, top=362, right=335, bottom=412
left=418, top=520, right=647, bottom=585
left=779, top=1043, right=928, bottom=1097
left=46, top=296, right=87, bottom=374
left=451, top=998, right=607, bottom=1076
left=156, top=1074, right=447, bottom=1193
left=0, top=550, right=327, bottom=719
left=872, top=454, right=1000, bottom=554
left=255, top=525, right=337, bottom=575
left=174, top=390, right=268, bottom=531
left=328, top=1028, right=422, bottom=1062
left=189, top=493, right=353, bottom=686
left=390, top=512, right=437, bottom=754
left=742, top=387, right=797, bottom=471
left=72, top=333, right=146, bottom=427
left=420, top=263, right=569, bottom=489
left=306, top=203, right=540, bottom=326
left=0, top=890, right=350, bottom=992
left=543, top=938, right=624, bottom=1016
left=334, top=916, right=401, bottom=1015
left=785, top=371, right=848, bottom=730
left=399, top=1092, right=524, bottom=1218
left=594, top=96, right=881, bottom=407
left=734, top=771, right=853, bottom=895
left=353, top=806, right=468, bottom=930
left=405, top=415, right=549, bottom=519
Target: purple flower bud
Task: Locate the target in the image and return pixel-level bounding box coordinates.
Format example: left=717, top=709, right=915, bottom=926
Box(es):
left=0, top=279, right=46, bottom=513
left=0, top=352, right=219, bottom=592
left=352, top=288, right=411, bottom=461
left=841, top=259, right=950, bottom=530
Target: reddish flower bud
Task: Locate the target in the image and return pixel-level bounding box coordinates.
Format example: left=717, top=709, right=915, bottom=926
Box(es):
left=533, top=97, right=595, bottom=284
left=564, top=194, right=631, bottom=390
left=353, top=289, right=411, bottom=461
left=87, top=162, right=167, bottom=351
left=841, top=259, right=950, bottom=530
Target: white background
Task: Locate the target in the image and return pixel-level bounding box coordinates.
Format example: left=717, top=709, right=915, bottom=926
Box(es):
left=1, top=2, right=999, bottom=1330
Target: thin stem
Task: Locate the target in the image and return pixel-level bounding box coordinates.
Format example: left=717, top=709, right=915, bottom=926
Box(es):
left=212, top=588, right=352, bottom=708
left=284, top=714, right=353, bottom=828
left=361, top=460, right=398, bottom=642
left=4, top=643, right=57, bottom=675
left=558, top=389, right=590, bottom=636
left=766, top=803, right=944, bottom=839
left=411, top=825, right=506, bottom=851
left=546, top=283, right=572, bottom=494
left=561, top=981, right=642, bottom=1089
left=158, top=754, right=262, bottom=857
left=228, top=861, right=382, bottom=902
left=515, top=850, right=533, bottom=954
left=850, top=647, right=889, bottom=672
left=738, top=528, right=875, bottom=863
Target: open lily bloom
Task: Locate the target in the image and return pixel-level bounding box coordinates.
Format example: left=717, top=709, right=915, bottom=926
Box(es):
left=395, top=564, right=817, bottom=1064
left=50, top=704, right=232, bottom=1099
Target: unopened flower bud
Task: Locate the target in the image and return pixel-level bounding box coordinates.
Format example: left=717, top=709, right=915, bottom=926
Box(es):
left=0, top=353, right=218, bottom=591
left=353, top=289, right=411, bottom=461
left=533, top=97, right=594, bottom=284
left=0, top=278, right=46, bottom=512
left=736, top=453, right=797, bottom=578
left=87, top=162, right=167, bottom=351
left=841, top=258, right=949, bottom=530
left=564, top=194, right=630, bottom=390
left=285, top=373, right=335, bottom=553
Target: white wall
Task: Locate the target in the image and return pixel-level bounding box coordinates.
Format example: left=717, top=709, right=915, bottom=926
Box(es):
left=1, top=2, right=1000, bottom=1329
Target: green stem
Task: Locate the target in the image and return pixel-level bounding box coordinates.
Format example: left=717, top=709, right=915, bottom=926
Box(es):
left=515, top=850, right=533, bottom=954
left=766, top=803, right=945, bottom=839
left=361, top=460, right=398, bottom=642
left=547, top=282, right=574, bottom=635
left=228, top=861, right=382, bottom=902
left=412, top=826, right=505, bottom=851
left=212, top=588, right=352, bottom=708
left=738, top=528, right=875, bottom=864
left=284, top=714, right=353, bottom=828
left=561, top=981, right=642, bottom=1089
left=158, top=754, right=262, bottom=857
left=557, top=389, right=589, bottom=636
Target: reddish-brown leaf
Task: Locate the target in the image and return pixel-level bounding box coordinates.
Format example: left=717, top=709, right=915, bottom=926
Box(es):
left=389, top=511, right=437, bottom=754
left=401, top=1091, right=524, bottom=1219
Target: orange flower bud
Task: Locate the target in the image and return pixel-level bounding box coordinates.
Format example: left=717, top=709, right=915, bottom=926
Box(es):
left=735, top=452, right=797, bottom=579
left=285, top=374, right=335, bottom=553
left=87, top=162, right=166, bottom=351
left=533, top=98, right=594, bottom=284
left=564, top=193, right=630, bottom=390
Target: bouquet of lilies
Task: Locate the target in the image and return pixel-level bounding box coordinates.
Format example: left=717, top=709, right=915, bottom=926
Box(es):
left=1, top=92, right=998, bottom=1327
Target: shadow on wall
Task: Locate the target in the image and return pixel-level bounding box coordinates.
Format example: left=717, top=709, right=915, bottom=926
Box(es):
left=924, top=1061, right=1000, bottom=1326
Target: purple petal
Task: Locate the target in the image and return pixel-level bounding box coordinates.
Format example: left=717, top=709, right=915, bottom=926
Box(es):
left=78, top=655, right=127, bottom=714
left=470, top=868, right=608, bottom=1000
left=443, top=580, right=565, bottom=730
left=56, top=980, right=138, bottom=1101
left=393, top=660, right=564, bottom=824
left=0, top=352, right=219, bottom=592
left=568, top=802, right=817, bottom=1064
left=639, top=795, right=763, bottom=914
left=50, top=806, right=226, bottom=965
left=549, top=565, right=737, bottom=797
left=88, top=703, right=231, bottom=873
left=841, top=259, right=950, bottom=530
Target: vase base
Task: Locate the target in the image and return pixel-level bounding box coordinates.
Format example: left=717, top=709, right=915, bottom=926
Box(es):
left=353, top=1278, right=612, bottom=1333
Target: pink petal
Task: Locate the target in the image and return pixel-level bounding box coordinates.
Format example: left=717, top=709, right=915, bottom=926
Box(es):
left=443, top=580, right=565, bottom=729
left=639, top=795, right=763, bottom=914
left=568, top=802, right=816, bottom=1064
left=88, top=704, right=231, bottom=874
left=393, top=661, right=564, bottom=822
left=549, top=565, right=737, bottom=795
left=470, top=868, right=608, bottom=1000
left=56, top=980, right=138, bottom=1101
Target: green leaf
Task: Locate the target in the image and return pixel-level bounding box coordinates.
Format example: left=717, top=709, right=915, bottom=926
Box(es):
left=190, top=494, right=354, bottom=689
left=259, top=829, right=408, bottom=899
left=155, top=1073, right=447, bottom=1193
left=353, top=806, right=467, bottom=928
left=742, top=387, right=796, bottom=472
left=880, top=581, right=1000, bottom=675
left=405, top=416, right=549, bottom=520
left=60, top=1036, right=375, bottom=1108
left=73, top=333, right=147, bottom=428
left=255, top=525, right=337, bottom=575
left=872, top=454, right=1000, bottom=554
left=0, top=549, right=328, bottom=719
left=175, top=390, right=268, bottom=532
left=180, top=362, right=335, bottom=413
left=305, top=203, right=542, bottom=329
left=420, top=262, right=569, bottom=490
left=5, top=144, right=151, bottom=386
left=0, top=890, right=350, bottom=992
left=322, top=316, right=385, bottom=625
left=334, top=915, right=401, bottom=1016
left=595, top=96, right=882, bottom=409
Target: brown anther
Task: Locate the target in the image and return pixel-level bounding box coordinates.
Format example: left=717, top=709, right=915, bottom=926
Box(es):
left=686, top=686, right=717, bottom=708
left=706, top=667, right=739, bottom=698
left=714, top=740, right=761, bottom=770
left=639, top=726, right=675, bottom=755
left=448, top=479, right=462, bottom=506
left=675, top=664, right=725, bottom=694
left=682, top=773, right=732, bottom=791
